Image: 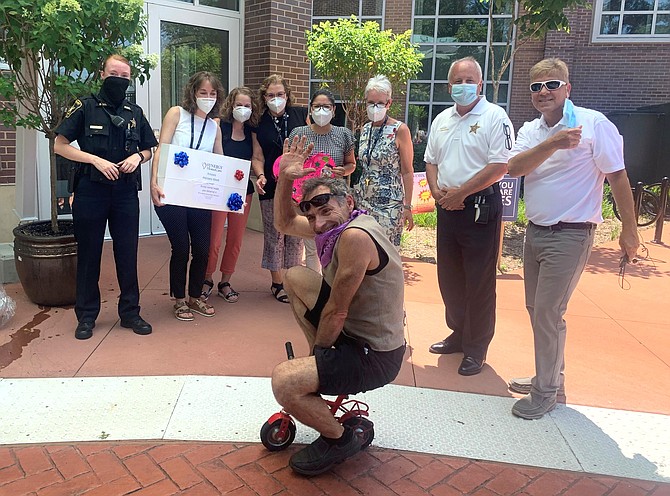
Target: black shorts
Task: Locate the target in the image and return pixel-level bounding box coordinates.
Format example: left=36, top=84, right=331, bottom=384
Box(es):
left=306, top=280, right=406, bottom=395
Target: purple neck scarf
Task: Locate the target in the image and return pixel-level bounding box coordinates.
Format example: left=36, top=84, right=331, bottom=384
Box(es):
left=315, top=209, right=367, bottom=267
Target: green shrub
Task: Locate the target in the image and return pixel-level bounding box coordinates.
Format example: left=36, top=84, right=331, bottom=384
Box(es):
left=413, top=210, right=437, bottom=228
left=514, top=198, right=528, bottom=227
left=602, top=184, right=615, bottom=220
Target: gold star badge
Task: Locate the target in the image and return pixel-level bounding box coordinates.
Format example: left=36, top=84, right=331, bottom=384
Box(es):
left=470, top=122, right=480, bottom=134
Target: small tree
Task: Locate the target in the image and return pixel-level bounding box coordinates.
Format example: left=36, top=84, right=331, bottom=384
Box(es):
left=484, top=0, right=588, bottom=102
left=0, top=0, right=157, bottom=232
left=306, top=16, right=423, bottom=133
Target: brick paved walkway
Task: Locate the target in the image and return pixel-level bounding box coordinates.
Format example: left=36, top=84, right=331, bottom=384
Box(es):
left=1, top=442, right=668, bottom=496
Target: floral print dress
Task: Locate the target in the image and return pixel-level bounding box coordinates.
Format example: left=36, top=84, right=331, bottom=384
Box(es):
left=354, top=121, right=404, bottom=248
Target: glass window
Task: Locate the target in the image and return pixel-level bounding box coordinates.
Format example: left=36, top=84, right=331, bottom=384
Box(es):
left=413, top=19, right=436, bottom=43
left=595, top=0, right=670, bottom=38
left=200, top=0, right=239, bottom=10
left=409, top=82, right=432, bottom=101
left=438, top=18, right=488, bottom=42
left=433, top=82, right=451, bottom=102
left=362, top=0, right=383, bottom=16
left=408, top=0, right=514, bottom=170
left=657, top=14, right=670, bottom=34
left=160, top=21, right=229, bottom=119
left=622, top=14, right=653, bottom=33
left=313, top=0, right=359, bottom=16
left=439, top=0, right=487, bottom=15
left=415, top=0, right=437, bottom=15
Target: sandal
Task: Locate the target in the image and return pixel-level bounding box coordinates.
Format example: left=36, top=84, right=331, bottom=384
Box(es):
left=218, top=282, right=239, bottom=303
left=271, top=282, right=290, bottom=304
left=174, top=302, right=194, bottom=321
left=201, top=280, right=214, bottom=300
left=188, top=298, right=215, bottom=317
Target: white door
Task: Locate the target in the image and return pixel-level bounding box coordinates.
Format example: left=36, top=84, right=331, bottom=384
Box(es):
left=136, top=1, right=241, bottom=235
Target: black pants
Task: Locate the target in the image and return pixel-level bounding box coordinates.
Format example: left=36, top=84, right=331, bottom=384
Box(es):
left=155, top=204, right=212, bottom=299
left=436, top=190, right=501, bottom=360
left=72, top=175, right=140, bottom=323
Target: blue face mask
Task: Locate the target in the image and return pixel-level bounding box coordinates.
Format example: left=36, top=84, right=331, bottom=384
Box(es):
left=450, top=83, right=479, bottom=106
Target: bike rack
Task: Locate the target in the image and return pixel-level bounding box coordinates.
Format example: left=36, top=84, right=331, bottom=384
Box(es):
left=652, top=177, right=669, bottom=244
left=633, top=182, right=644, bottom=220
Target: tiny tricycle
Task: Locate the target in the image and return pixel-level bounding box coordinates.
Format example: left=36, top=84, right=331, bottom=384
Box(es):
left=259, top=342, right=375, bottom=452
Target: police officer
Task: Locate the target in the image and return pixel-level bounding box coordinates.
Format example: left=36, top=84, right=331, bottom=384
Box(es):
left=54, top=54, right=158, bottom=340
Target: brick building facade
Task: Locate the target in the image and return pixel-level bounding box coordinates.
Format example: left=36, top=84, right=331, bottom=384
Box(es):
left=0, top=92, right=16, bottom=185
left=3, top=0, right=669, bottom=186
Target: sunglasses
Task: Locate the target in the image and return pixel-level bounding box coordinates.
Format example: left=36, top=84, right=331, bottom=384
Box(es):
left=529, top=80, right=567, bottom=93
left=298, top=192, right=344, bottom=213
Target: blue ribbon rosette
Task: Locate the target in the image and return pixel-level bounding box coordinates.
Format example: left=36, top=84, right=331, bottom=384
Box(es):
left=227, top=193, right=244, bottom=211
left=174, top=151, right=189, bottom=168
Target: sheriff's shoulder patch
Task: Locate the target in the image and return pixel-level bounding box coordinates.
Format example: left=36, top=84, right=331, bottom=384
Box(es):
left=65, top=99, right=83, bottom=119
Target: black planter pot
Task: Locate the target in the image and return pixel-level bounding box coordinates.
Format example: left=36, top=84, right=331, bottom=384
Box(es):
left=13, top=220, right=77, bottom=307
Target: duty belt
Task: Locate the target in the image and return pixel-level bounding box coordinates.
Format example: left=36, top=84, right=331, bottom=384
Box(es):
left=530, top=221, right=595, bottom=231
left=464, top=185, right=496, bottom=203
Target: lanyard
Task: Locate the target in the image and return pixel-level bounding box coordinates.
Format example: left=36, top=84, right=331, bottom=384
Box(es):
left=190, top=113, right=208, bottom=150
left=365, top=115, right=389, bottom=168
left=272, top=112, right=289, bottom=145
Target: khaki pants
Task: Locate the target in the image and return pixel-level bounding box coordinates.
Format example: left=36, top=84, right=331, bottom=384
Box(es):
left=524, top=223, right=595, bottom=398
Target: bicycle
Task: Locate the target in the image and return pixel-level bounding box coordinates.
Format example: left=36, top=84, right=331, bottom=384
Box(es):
left=259, top=342, right=375, bottom=452
left=610, top=184, right=662, bottom=227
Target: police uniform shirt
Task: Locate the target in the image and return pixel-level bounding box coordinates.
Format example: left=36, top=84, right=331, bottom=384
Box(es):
left=57, top=94, right=158, bottom=167
left=424, top=97, right=514, bottom=189
left=510, top=105, right=624, bottom=226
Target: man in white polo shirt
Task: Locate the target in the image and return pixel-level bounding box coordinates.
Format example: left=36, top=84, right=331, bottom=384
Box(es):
left=507, top=57, right=639, bottom=419
left=424, top=56, right=514, bottom=376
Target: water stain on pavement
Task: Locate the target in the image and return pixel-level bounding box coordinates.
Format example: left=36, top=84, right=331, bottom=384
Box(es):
left=0, top=307, right=51, bottom=370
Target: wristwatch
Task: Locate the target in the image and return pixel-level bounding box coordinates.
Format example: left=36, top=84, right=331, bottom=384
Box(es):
left=403, top=204, right=412, bottom=211
left=136, top=152, right=144, bottom=162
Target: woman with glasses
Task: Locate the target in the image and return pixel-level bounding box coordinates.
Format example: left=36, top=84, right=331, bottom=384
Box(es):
left=201, top=87, right=262, bottom=303
left=288, top=89, right=356, bottom=270
left=150, top=71, right=223, bottom=321
left=251, top=75, right=308, bottom=303
left=353, top=75, right=414, bottom=248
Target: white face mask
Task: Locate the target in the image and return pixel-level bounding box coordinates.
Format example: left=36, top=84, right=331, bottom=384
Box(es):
left=367, top=104, right=387, bottom=123
left=196, top=97, right=216, bottom=115
left=311, top=108, right=333, bottom=127
left=267, top=97, right=286, bottom=114
left=233, top=106, right=252, bottom=123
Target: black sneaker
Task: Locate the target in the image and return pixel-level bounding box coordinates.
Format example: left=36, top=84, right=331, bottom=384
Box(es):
left=289, top=427, right=362, bottom=476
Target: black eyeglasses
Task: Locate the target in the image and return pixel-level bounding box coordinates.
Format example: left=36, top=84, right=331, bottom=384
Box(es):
left=311, top=104, right=333, bottom=111
left=298, top=193, right=343, bottom=213
left=529, top=80, right=567, bottom=93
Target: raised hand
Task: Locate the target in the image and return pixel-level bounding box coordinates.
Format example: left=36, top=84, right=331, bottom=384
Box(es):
left=279, top=135, right=315, bottom=180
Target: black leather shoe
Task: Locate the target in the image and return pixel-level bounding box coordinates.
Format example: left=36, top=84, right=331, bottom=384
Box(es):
left=458, top=356, right=485, bottom=376
left=75, top=321, right=95, bottom=340
left=120, top=316, right=152, bottom=335
left=429, top=338, right=463, bottom=354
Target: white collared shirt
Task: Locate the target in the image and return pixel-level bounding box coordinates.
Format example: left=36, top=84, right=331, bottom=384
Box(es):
left=424, top=97, right=514, bottom=188
left=511, top=105, right=625, bottom=225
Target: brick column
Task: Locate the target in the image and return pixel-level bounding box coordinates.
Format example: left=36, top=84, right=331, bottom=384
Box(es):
left=244, top=0, right=311, bottom=106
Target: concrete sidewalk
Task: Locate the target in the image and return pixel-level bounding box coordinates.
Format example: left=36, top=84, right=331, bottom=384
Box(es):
left=0, top=224, right=668, bottom=495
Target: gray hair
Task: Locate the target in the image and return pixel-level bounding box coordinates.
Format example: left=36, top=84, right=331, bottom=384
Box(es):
left=301, top=177, right=352, bottom=206
left=364, top=75, right=392, bottom=98
left=447, top=56, right=483, bottom=82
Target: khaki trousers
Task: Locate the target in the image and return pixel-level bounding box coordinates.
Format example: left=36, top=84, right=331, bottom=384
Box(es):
left=523, top=223, right=595, bottom=398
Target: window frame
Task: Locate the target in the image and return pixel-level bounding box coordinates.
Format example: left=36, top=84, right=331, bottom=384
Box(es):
left=592, top=0, right=670, bottom=43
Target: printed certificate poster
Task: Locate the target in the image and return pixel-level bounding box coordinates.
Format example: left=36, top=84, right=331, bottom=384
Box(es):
left=157, top=144, right=251, bottom=213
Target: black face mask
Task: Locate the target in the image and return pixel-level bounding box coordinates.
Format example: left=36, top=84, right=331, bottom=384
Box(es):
left=100, top=76, right=130, bottom=107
